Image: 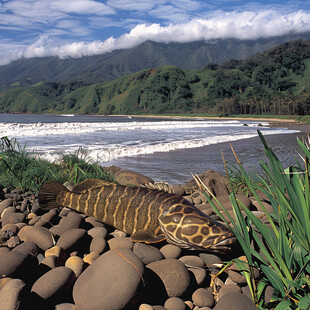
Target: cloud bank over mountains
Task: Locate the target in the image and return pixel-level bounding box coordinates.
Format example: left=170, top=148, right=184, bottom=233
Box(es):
left=1, top=1, right=310, bottom=65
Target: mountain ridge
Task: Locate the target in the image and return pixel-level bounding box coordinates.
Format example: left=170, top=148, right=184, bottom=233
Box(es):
left=1, top=38, right=309, bottom=116
left=1, top=32, right=310, bottom=91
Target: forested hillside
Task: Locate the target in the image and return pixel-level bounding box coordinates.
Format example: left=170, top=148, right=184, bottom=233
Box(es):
left=0, top=32, right=309, bottom=91
left=0, top=39, right=309, bottom=116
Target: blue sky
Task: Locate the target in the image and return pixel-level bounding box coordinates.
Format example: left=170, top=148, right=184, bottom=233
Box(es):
left=0, top=0, right=310, bottom=65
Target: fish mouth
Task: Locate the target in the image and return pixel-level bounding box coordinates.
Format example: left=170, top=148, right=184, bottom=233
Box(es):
left=208, top=236, right=237, bottom=253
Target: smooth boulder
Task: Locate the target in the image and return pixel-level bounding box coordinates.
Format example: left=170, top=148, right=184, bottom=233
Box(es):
left=0, top=279, right=26, bottom=310
left=147, top=259, right=190, bottom=297
left=73, top=248, right=144, bottom=310
left=31, top=267, right=76, bottom=303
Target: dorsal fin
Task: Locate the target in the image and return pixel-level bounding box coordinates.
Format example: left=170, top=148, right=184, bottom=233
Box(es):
left=140, top=181, right=174, bottom=194
left=72, top=179, right=113, bottom=193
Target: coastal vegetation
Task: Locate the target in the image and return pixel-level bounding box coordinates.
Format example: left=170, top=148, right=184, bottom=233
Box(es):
left=0, top=137, right=112, bottom=192
left=0, top=39, right=309, bottom=117
left=196, top=131, right=310, bottom=309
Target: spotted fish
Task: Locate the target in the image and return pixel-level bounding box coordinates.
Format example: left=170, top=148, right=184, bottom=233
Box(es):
left=38, top=179, right=236, bottom=253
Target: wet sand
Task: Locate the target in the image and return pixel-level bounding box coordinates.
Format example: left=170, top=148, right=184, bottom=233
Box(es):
left=110, top=129, right=308, bottom=184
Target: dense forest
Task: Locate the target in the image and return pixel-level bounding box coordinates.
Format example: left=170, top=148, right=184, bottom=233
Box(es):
left=0, top=39, right=309, bottom=116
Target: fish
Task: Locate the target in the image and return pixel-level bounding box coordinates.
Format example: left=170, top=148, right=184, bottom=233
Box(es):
left=38, top=179, right=236, bottom=253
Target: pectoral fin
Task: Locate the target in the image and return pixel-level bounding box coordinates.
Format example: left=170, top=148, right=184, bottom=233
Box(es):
left=131, top=230, right=166, bottom=244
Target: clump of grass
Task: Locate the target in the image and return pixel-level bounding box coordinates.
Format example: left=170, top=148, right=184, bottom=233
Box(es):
left=227, top=163, right=264, bottom=197
left=0, top=137, right=113, bottom=192
left=195, top=131, right=310, bottom=309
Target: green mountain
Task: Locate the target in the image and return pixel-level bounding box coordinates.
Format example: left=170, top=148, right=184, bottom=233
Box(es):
left=1, top=33, right=310, bottom=91
left=0, top=39, right=309, bottom=116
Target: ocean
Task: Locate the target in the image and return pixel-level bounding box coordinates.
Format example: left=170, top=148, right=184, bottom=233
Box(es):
left=0, top=113, right=304, bottom=184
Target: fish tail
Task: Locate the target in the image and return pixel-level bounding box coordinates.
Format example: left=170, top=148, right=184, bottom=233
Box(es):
left=38, top=180, right=70, bottom=210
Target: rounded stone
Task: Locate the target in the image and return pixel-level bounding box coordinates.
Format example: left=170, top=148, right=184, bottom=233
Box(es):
left=147, top=259, right=190, bottom=297
left=55, top=303, right=79, bottom=310
left=192, top=288, right=214, bottom=308
left=28, top=216, right=40, bottom=225
left=213, top=194, right=252, bottom=211
left=0, top=277, right=12, bottom=290
left=65, top=256, right=85, bottom=277
left=108, top=236, right=134, bottom=250
left=139, top=304, right=154, bottom=310
left=90, top=237, right=106, bottom=254
left=56, top=228, right=88, bottom=253
left=13, top=241, right=40, bottom=257
left=110, top=229, right=127, bottom=238
left=226, top=256, right=260, bottom=284
left=213, top=292, right=258, bottom=310
left=84, top=216, right=105, bottom=228
left=87, top=226, right=108, bottom=238
left=1, top=206, right=16, bottom=220
left=188, top=267, right=207, bottom=285
left=31, top=266, right=76, bottom=301
left=0, top=279, right=26, bottom=310
left=164, top=297, right=187, bottom=310
left=114, top=169, right=154, bottom=186
left=264, top=285, right=274, bottom=304
left=1, top=223, right=19, bottom=235
left=58, top=212, right=84, bottom=235
left=171, top=185, right=185, bottom=197
left=41, top=208, right=59, bottom=223
left=0, top=251, right=28, bottom=278
left=6, top=235, right=21, bottom=248
left=83, top=252, right=100, bottom=265
left=179, top=255, right=205, bottom=268
left=218, top=284, right=241, bottom=299
left=45, top=246, right=67, bottom=265
left=0, top=247, right=10, bottom=256
left=199, top=253, right=222, bottom=268
left=18, top=226, right=54, bottom=251
left=160, top=244, right=182, bottom=259
left=34, top=218, right=52, bottom=228
left=133, top=242, right=164, bottom=264
left=40, top=255, right=58, bottom=269
left=0, top=199, right=13, bottom=214
left=2, top=212, right=25, bottom=227
left=73, top=248, right=144, bottom=310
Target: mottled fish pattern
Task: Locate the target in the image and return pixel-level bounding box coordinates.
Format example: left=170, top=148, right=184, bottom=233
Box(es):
left=38, top=179, right=235, bottom=252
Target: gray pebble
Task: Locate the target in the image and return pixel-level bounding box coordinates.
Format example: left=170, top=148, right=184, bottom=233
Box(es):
left=90, top=237, right=106, bottom=254
left=179, top=255, right=205, bottom=268
left=108, top=236, right=134, bottom=250
left=87, top=226, right=108, bottom=238
left=213, top=292, right=258, bottom=310
left=160, top=244, right=181, bottom=259
left=218, top=284, right=241, bottom=299
left=133, top=242, right=164, bottom=264
left=164, top=297, right=187, bottom=310
left=56, top=228, right=88, bottom=253
left=31, top=266, right=76, bottom=302
left=192, top=288, right=214, bottom=308
left=147, top=259, right=190, bottom=297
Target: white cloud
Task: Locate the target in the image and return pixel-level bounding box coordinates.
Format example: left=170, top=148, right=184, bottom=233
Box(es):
left=1, top=9, right=310, bottom=65
left=106, top=0, right=155, bottom=11
left=51, top=0, right=115, bottom=15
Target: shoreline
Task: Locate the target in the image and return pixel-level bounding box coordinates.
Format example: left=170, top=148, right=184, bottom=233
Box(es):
left=107, top=114, right=310, bottom=133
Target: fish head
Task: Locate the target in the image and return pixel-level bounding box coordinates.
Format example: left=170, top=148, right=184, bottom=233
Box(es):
left=158, top=204, right=236, bottom=253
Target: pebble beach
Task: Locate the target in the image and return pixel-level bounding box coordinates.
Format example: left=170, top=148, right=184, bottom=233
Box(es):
left=0, top=117, right=308, bottom=310
left=0, top=166, right=281, bottom=310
